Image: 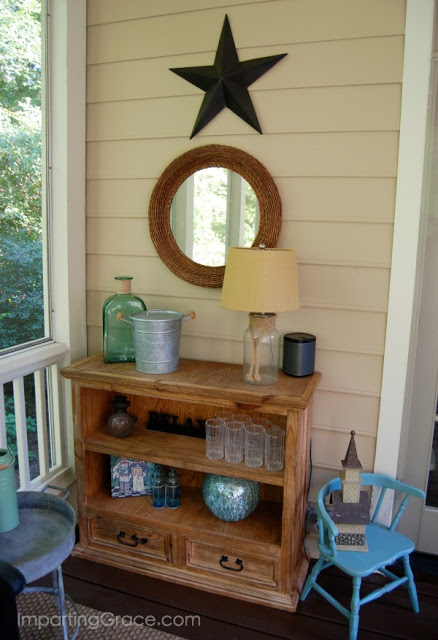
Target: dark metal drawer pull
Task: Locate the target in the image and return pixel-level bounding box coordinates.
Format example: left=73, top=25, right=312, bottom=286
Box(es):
left=117, top=531, right=148, bottom=547
left=219, top=555, right=243, bottom=572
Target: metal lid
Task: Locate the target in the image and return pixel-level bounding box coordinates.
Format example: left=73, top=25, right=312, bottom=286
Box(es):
left=284, top=332, right=316, bottom=343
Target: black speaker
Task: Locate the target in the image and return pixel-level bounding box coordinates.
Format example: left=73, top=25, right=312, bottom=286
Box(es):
left=283, top=333, right=316, bottom=377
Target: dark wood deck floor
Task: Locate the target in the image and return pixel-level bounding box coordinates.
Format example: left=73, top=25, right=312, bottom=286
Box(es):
left=54, top=552, right=438, bottom=640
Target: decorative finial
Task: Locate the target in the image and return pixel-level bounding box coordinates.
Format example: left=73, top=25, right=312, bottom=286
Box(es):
left=342, top=431, right=361, bottom=469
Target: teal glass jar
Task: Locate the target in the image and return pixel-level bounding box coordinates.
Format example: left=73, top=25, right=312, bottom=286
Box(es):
left=103, top=276, right=146, bottom=363
left=0, top=449, right=19, bottom=533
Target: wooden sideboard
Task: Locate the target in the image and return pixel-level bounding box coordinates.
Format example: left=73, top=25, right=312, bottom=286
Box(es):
left=61, top=354, right=320, bottom=611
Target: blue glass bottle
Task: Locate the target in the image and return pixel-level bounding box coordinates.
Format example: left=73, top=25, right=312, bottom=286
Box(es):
left=103, top=276, right=146, bottom=363
left=165, top=467, right=180, bottom=509
left=152, top=465, right=166, bottom=509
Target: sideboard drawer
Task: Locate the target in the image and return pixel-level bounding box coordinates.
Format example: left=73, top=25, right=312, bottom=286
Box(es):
left=186, top=538, right=279, bottom=588
left=87, top=516, right=170, bottom=562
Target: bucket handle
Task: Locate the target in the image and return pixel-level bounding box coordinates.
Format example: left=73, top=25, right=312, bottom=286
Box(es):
left=117, top=310, right=196, bottom=323
left=42, top=484, right=70, bottom=500
left=117, top=313, right=133, bottom=325
left=137, top=309, right=196, bottom=320
left=0, top=448, right=15, bottom=470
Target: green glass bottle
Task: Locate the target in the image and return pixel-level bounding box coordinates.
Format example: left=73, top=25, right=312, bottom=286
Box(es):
left=103, top=276, right=146, bottom=363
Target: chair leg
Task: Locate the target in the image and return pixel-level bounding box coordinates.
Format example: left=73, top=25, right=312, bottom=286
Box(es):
left=349, top=576, right=361, bottom=640
left=300, top=556, right=325, bottom=600
left=402, top=555, right=419, bottom=613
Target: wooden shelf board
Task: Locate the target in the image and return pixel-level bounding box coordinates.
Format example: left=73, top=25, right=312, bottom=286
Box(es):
left=84, top=423, right=285, bottom=486
left=62, top=353, right=321, bottom=411
left=86, top=485, right=282, bottom=549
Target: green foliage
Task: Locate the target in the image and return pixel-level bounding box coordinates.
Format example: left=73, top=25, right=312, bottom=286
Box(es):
left=0, top=233, right=44, bottom=350
left=0, top=107, right=42, bottom=238
left=4, top=393, right=37, bottom=463
left=0, top=0, right=41, bottom=111
left=0, top=0, right=43, bottom=351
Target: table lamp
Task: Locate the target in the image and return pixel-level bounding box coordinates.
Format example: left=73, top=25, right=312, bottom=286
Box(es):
left=220, top=246, right=300, bottom=385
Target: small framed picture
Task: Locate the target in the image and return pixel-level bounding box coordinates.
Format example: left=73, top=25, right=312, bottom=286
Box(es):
left=110, top=456, right=155, bottom=498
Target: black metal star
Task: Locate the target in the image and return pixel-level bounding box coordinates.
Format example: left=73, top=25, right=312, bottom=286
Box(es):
left=170, top=15, right=287, bottom=139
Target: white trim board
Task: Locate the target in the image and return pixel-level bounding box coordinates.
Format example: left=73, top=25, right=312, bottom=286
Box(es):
left=375, top=1, right=434, bottom=484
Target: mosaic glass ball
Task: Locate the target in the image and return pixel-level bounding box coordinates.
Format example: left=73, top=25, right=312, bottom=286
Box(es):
left=202, top=474, right=260, bottom=522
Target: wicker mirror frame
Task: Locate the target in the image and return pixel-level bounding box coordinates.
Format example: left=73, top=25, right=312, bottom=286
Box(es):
left=148, top=144, right=282, bottom=288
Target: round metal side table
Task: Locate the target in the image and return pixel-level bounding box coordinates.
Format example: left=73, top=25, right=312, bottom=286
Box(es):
left=0, top=491, right=78, bottom=640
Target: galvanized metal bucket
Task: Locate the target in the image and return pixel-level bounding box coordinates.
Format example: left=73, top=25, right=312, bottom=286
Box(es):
left=120, top=309, right=195, bottom=374
left=0, top=448, right=19, bottom=533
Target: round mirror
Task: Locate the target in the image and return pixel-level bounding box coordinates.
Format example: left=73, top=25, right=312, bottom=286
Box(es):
left=171, top=167, right=259, bottom=267
left=149, top=145, right=282, bottom=288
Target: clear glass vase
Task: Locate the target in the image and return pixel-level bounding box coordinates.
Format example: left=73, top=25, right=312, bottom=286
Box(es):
left=102, top=276, right=146, bottom=363
left=243, top=313, right=280, bottom=385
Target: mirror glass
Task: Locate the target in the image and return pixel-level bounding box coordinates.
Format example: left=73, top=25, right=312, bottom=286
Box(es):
left=170, top=167, right=259, bottom=267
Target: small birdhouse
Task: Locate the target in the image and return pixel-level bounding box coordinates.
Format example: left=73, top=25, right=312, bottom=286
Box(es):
left=331, top=431, right=370, bottom=551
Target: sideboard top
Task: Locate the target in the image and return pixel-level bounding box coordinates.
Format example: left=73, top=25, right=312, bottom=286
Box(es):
left=61, top=354, right=321, bottom=411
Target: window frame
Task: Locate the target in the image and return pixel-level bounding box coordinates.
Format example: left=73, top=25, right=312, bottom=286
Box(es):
left=0, top=0, right=87, bottom=488
left=49, top=0, right=86, bottom=361
left=48, top=0, right=87, bottom=475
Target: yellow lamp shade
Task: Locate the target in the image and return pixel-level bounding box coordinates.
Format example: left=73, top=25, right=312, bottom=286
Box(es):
left=220, top=247, right=300, bottom=313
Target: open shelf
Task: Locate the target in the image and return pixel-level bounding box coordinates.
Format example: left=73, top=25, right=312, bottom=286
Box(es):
left=86, top=486, right=282, bottom=549
left=85, top=423, right=285, bottom=487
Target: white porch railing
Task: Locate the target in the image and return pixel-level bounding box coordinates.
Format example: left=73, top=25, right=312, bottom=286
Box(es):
left=0, top=342, right=74, bottom=491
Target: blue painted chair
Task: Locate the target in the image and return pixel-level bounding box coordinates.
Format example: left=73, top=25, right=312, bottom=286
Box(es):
left=300, top=472, right=425, bottom=640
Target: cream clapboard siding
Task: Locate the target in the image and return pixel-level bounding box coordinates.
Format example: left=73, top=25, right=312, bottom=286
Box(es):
left=86, top=0, right=405, bottom=498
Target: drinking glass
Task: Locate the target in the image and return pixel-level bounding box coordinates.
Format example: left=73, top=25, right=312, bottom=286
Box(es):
left=205, top=418, right=225, bottom=460
left=244, top=424, right=265, bottom=468
left=233, top=413, right=252, bottom=426
left=215, top=410, right=234, bottom=423
left=224, top=421, right=245, bottom=463
left=265, top=426, right=285, bottom=471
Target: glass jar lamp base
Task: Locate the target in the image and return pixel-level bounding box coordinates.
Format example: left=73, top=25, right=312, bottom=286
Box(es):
left=243, top=313, right=280, bottom=385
